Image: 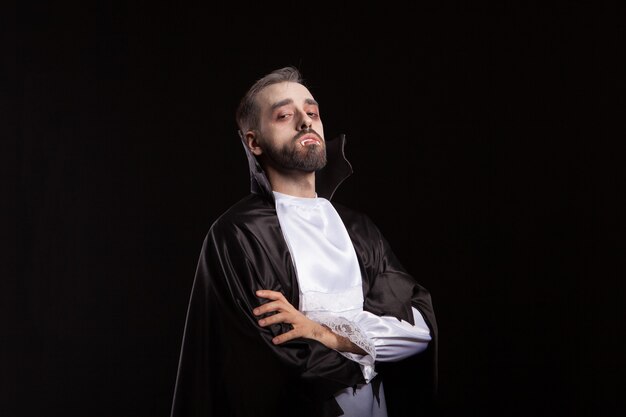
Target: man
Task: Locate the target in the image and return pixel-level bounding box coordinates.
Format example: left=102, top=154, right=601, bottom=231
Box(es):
left=170, top=67, right=438, bottom=417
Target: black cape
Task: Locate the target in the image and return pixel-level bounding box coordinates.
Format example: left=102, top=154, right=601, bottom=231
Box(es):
left=170, top=135, right=438, bottom=417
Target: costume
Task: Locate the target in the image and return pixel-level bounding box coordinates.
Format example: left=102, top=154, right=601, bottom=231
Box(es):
left=170, top=135, right=438, bottom=417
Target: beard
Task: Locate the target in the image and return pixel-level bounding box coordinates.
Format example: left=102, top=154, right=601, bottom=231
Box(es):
left=261, top=129, right=327, bottom=172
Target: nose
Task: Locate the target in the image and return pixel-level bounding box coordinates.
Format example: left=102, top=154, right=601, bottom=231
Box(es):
left=297, top=111, right=313, bottom=131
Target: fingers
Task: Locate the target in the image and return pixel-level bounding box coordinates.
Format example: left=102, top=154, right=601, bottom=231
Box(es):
left=271, top=328, right=302, bottom=345
left=257, top=312, right=289, bottom=327
left=253, top=289, right=309, bottom=345
left=254, top=307, right=301, bottom=345
left=252, top=300, right=286, bottom=316
left=271, top=322, right=326, bottom=345
left=253, top=290, right=293, bottom=316
left=252, top=301, right=280, bottom=316
left=256, top=289, right=285, bottom=301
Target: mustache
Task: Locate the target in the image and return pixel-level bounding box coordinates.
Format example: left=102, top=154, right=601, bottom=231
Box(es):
left=292, top=128, right=323, bottom=144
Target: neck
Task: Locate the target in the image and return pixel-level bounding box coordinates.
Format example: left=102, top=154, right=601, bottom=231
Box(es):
left=265, top=166, right=317, bottom=198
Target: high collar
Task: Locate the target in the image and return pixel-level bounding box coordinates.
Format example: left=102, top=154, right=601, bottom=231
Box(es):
left=239, top=133, right=354, bottom=203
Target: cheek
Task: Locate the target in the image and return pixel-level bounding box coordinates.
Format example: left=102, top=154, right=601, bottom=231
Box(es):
left=315, top=121, right=325, bottom=138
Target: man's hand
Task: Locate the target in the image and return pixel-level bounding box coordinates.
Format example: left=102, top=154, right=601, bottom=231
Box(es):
left=253, top=290, right=327, bottom=345
left=253, top=290, right=366, bottom=355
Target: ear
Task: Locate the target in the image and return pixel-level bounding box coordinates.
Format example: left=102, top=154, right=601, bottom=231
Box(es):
left=245, top=130, right=263, bottom=156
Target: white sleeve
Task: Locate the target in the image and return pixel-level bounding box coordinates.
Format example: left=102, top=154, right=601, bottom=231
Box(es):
left=352, top=307, right=432, bottom=362
left=306, top=307, right=432, bottom=381
left=305, top=312, right=378, bottom=383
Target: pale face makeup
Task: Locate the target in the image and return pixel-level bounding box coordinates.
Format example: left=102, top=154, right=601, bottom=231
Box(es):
left=248, top=82, right=326, bottom=173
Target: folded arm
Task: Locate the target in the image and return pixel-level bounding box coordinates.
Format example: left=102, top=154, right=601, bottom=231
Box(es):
left=254, top=289, right=367, bottom=355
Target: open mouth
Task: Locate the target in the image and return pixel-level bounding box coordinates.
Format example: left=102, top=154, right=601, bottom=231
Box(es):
left=299, top=136, right=321, bottom=147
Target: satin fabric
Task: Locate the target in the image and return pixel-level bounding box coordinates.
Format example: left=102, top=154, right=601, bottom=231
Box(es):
left=170, top=135, right=438, bottom=417
left=353, top=308, right=432, bottom=362
left=273, top=191, right=364, bottom=313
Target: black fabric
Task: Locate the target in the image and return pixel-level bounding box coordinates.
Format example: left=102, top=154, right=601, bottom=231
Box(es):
left=170, top=135, right=438, bottom=417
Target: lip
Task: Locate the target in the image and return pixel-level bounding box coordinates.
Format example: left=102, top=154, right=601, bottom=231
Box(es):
left=298, top=134, right=322, bottom=146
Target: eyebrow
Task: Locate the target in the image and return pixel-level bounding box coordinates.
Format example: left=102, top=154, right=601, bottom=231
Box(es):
left=270, top=98, right=319, bottom=111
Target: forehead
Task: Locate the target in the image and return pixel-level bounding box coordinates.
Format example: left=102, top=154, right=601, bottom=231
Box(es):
left=256, top=82, right=316, bottom=110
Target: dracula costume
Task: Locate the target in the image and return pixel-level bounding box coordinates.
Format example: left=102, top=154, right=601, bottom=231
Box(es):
left=170, top=135, right=438, bottom=417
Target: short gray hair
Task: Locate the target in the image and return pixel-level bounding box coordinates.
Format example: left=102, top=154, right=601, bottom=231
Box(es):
left=235, top=66, right=304, bottom=134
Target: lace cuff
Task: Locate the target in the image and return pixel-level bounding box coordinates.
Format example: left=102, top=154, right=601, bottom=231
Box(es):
left=306, top=312, right=377, bottom=382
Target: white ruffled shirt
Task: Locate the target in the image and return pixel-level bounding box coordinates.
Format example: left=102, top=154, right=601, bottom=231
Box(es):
left=273, top=191, right=432, bottom=417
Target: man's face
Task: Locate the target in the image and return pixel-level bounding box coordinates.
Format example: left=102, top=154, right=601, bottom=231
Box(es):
left=251, top=82, right=326, bottom=172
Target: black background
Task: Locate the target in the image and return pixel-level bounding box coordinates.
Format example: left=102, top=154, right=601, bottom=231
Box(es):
left=8, top=2, right=624, bottom=417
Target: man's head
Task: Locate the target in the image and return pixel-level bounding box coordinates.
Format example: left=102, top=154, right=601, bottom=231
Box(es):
left=236, top=67, right=326, bottom=173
